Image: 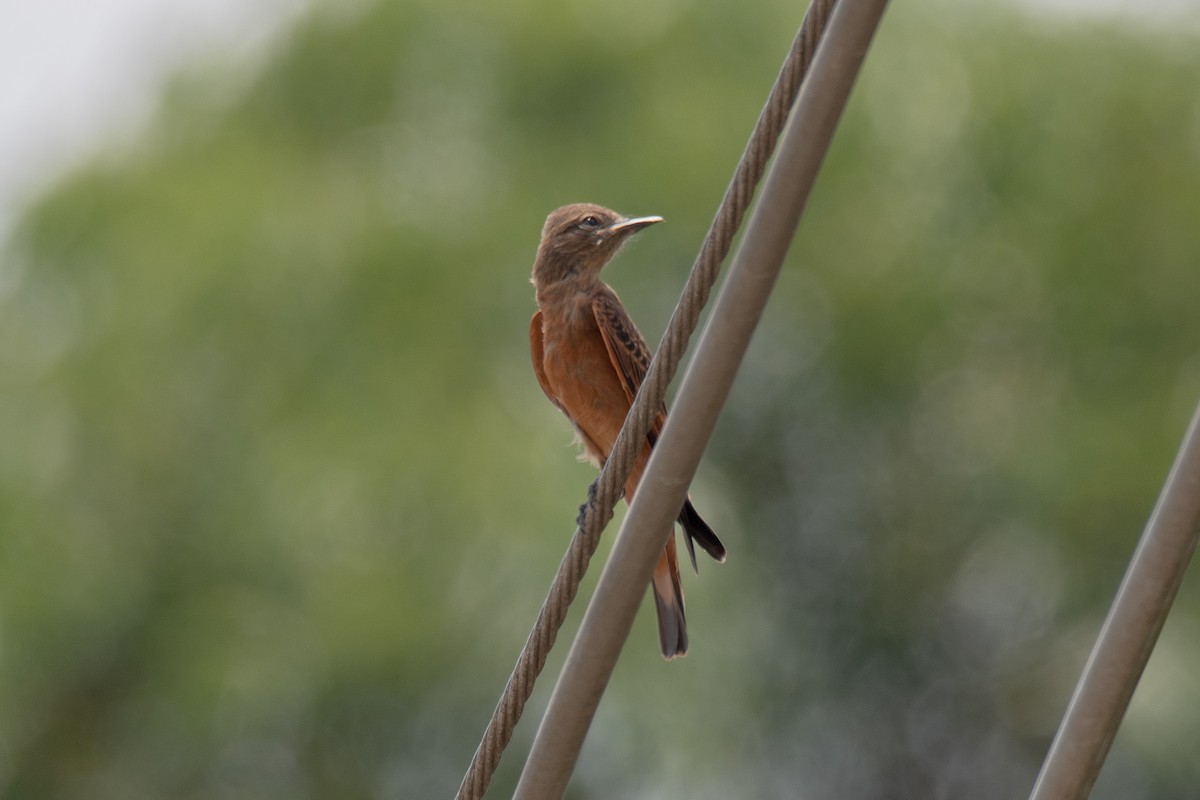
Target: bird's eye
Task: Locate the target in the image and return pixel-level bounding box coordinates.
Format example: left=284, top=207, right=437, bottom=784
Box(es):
left=579, top=215, right=602, bottom=230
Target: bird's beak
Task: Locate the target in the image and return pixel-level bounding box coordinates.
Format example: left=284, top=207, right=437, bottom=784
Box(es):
left=607, top=215, right=663, bottom=235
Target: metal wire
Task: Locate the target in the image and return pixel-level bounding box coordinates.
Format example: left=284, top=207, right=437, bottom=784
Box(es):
left=1029, top=400, right=1200, bottom=800
left=511, top=0, right=891, bottom=795
left=454, top=3, right=836, bottom=797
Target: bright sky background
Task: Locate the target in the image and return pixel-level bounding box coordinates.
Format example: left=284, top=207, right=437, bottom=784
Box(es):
left=0, top=0, right=310, bottom=243
left=0, top=0, right=1194, bottom=246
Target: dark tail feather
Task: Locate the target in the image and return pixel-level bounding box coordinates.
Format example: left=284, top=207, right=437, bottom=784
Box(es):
left=677, top=499, right=726, bottom=572
left=652, top=555, right=688, bottom=659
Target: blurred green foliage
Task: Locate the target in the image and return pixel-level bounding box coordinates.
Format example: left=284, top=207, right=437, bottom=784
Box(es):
left=1, top=0, right=1199, bottom=797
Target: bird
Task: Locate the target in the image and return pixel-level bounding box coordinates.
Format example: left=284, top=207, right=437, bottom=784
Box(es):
left=528, top=202, right=726, bottom=659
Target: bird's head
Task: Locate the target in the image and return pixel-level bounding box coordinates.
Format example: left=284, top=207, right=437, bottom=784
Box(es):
left=531, top=203, right=662, bottom=289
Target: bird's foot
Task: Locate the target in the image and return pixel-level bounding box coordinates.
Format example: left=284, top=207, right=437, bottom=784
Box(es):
left=576, top=479, right=600, bottom=526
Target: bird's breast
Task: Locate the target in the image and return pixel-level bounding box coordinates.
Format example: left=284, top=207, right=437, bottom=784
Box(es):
left=539, top=309, right=629, bottom=459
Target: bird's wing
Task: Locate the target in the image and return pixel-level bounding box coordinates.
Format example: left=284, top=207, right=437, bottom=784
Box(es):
left=594, top=292, right=724, bottom=576
left=592, top=292, right=668, bottom=437
left=529, top=311, right=566, bottom=414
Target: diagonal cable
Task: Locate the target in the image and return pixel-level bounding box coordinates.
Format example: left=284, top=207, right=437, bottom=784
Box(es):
left=1029, top=398, right=1200, bottom=800
left=455, top=3, right=835, bottom=797
left=515, top=0, right=891, bottom=793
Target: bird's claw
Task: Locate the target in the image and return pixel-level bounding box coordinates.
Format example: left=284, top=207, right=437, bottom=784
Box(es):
left=576, top=479, right=601, bottom=526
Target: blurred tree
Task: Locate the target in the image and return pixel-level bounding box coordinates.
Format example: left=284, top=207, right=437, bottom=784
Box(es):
left=0, top=0, right=1197, bottom=798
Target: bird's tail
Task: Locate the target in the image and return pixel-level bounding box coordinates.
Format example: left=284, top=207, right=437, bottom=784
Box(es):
left=677, top=498, right=726, bottom=572
left=652, top=537, right=688, bottom=659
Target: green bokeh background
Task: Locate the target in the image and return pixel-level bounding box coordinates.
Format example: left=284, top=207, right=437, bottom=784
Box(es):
left=2, top=1, right=1199, bottom=797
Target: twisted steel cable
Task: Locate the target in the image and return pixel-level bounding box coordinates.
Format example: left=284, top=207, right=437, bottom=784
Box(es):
left=456, top=4, right=836, bottom=796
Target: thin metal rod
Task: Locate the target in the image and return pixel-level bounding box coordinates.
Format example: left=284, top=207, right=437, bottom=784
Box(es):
left=511, top=1, right=891, bottom=797
left=1029, top=400, right=1200, bottom=800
